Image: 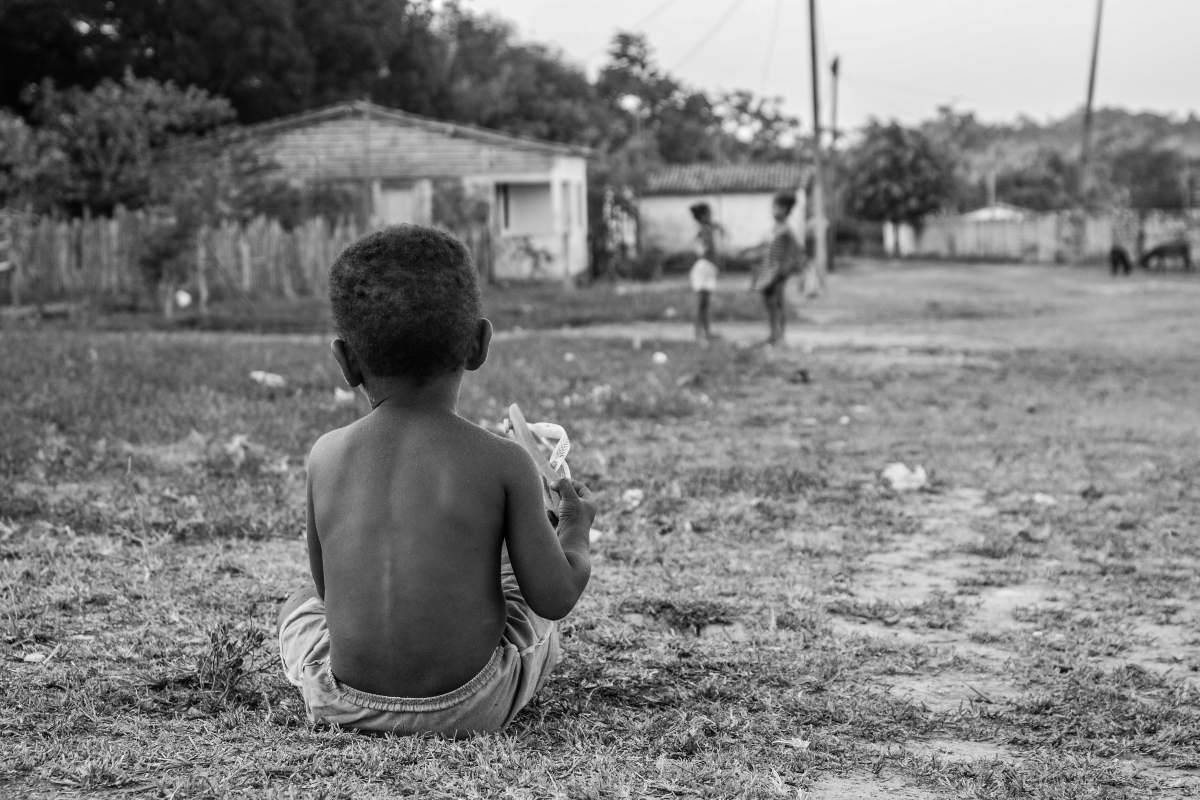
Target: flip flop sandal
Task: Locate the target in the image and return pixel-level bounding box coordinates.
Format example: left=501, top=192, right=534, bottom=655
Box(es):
left=504, top=403, right=570, bottom=516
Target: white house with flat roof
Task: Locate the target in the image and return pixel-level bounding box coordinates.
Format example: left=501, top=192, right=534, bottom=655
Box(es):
left=240, top=101, right=590, bottom=281
left=639, top=163, right=810, bottom=256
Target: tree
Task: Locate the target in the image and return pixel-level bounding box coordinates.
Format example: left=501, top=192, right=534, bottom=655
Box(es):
left=294, top=0, right=403, bottom=107
left=0, top=0, right=135, bottom=111
left=0, top=111, right=69, bottom=211
left=844, top=121, right=956, bottom=226
left=993, top=150, right=1077, bottom=211
left=712, top=90, right=801, bottom=163
left=24, top=74, right=235, bottom=214
left=132, top=0, right=315, bottom=123
left=378, top=3, right=607, bottom=148
left=1110, top=145, right=1187, bottom=210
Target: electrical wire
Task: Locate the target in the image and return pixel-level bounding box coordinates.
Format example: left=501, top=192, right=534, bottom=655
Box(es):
left=759, top=0, right=784, bottom=94
left=672, top=0, right=750, bottom=70
left=583, top=0, right=684, bottom=61
left=628, top=0, right=684, bottom=32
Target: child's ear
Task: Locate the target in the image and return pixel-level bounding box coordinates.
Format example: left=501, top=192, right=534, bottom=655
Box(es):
left=464, top=319, right=492, bottom=372
left=331, top=339, right=364, bottom=387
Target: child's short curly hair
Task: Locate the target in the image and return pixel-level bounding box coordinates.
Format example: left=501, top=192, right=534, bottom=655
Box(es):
left=329, top=225, right=481, bottom=381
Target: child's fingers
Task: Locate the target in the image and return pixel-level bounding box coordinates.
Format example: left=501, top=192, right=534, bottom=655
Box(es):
left=568, top=479, right=591, bottom=499
left=552, top=477, right=579, bottom=502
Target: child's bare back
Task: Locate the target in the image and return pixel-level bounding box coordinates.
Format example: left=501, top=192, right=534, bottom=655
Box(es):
left=278, top=225, right=594, bottom=735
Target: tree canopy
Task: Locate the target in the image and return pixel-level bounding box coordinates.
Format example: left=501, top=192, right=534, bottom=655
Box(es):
left=1, top=0, right=1193, bottom=221
left=843, top=121, right=956, bottom=225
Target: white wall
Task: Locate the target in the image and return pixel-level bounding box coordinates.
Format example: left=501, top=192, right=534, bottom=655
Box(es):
left=484, top=155, right=588, bottom=281
left=372, top=179, right=432, bottom=227
left=640, top=192, right=806, bottom=256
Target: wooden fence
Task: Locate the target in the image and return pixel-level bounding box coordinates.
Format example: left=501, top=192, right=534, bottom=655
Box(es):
left=0, top=208, right=494, bottom=308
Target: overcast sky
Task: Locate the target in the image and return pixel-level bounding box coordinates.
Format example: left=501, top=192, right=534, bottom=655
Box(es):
left=468, top=0, right=1200, bottom=130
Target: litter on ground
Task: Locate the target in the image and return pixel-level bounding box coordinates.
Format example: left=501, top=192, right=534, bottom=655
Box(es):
left=881, top=462, right=928, bottom=491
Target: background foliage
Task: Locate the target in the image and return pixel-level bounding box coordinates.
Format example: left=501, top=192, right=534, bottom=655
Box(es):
left=0, top=0, right=1196, bottom=236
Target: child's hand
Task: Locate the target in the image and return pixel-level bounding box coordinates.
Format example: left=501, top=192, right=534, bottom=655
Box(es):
left=552, top=478, right=596, bottom=532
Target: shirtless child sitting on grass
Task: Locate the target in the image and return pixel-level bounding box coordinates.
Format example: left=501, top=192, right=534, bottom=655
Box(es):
left=277, top=224, right=595, bottom=736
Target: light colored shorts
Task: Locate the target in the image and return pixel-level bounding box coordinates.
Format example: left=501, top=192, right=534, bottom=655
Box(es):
left=278, top=564, right=560, bottom=737
left=689, top=258, right=719, bottom=292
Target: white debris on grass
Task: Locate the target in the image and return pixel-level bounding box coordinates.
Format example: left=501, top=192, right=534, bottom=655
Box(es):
left=1031, top=492, right=1058, bottom=506
left=838, top=415, right=851, bottom=425
left=622, top=488, right=645, bottom=510
left=652, top=351, right=669, bottom=365
left=563, top=352, right=576, bottom=362
left=224, top=434, right=252, bottom=469
left=775, top=737, right=811, bottom=751
left=1019, top=524, right=1053, bottom=543
left=882, top=462, right=928, bottom=491
left=249, top=370, right=285, bottom=388
left=174, top=289, right=192, bottom=309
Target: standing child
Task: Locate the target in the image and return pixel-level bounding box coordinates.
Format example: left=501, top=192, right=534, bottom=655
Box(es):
left=277, top=225, right=596, bottom=736
left=750, top=192, right=805, bottom=346
left=688, top=202, right=721, bottom=341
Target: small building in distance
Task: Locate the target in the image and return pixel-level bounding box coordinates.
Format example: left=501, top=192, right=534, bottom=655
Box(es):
left=961, top=202, right=1033, bottom=223
left=240, top=101, right=590, bottom=281
left=639, top=163, right=809, bottom=257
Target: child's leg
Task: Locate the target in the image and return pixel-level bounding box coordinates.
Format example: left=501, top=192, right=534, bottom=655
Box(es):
left=762, top=288, right=776, bottom=342
left=498, top=553, right=561, bottom=714
left=772, top=279, right=787, bottom=342
left=277, top=585, right=320, bottom=638
left=697, top=290, right=711, bottom=338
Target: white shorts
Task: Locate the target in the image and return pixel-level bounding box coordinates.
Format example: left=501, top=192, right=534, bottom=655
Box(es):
left=689, top=258, right=719, bottom=292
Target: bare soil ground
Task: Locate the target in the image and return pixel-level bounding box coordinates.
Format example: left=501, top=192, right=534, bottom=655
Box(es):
left=2, top=261, right=1199, bottom=798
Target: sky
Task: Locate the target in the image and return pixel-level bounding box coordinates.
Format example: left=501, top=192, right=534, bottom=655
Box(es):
left=466, top=0, right=1200, bottom=130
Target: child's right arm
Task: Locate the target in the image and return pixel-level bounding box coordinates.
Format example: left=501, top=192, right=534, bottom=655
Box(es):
left=502, top=445, right=596, bottom=620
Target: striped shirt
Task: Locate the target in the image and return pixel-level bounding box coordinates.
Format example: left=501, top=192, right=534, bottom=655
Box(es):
left=752, top=223, right=804, bottom=290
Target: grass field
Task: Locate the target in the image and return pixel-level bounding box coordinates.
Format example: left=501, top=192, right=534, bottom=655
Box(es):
left=2, top=262, right=1200, bottom=798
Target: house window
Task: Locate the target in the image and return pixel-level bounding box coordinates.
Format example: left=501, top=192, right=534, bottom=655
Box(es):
left=497, top=183, right=553, bottom=235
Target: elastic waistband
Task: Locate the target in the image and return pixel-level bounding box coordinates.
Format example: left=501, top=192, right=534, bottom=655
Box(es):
left=328, top=647, right=504, bottom=713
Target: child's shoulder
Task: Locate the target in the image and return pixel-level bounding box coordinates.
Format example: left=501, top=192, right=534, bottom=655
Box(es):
left=306, top=418, right=364, bottom=476
left=455, top=417, right=550, bottom=487
left=456, top=416, right=527, bottom=464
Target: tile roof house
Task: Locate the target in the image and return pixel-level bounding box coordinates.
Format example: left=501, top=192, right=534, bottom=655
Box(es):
left=640, top=163, right=810, bottom=255
left=236, top=101, right=591, bottom=281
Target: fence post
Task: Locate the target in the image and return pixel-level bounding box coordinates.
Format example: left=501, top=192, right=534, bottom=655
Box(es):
left=237, top=234, right=250, bottom=294
left=196, top=234, right=209, bottom=316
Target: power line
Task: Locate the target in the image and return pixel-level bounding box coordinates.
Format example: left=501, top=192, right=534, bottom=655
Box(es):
left=759, top=0, right=784, bottom=94
left=673, top=0, right=750, bottom=70
left=629, top=0, right=684, bottom=32
left=583, top=0, right=684, bottom=61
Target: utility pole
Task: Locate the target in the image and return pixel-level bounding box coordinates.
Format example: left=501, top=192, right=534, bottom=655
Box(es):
left=808, top=0, right=827, bottom=290
left=828, top=55, right=840, bottom=274
left=363, top=97, right=374, bottom=228
left=1079, top=0, right=1104, bottom=205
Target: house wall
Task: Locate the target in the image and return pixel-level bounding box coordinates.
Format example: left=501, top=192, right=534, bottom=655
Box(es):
left=477, top=155, right=589, bottom=281
left=262, top=116, right=558, bottom=181
left=256, top=115, right=589, bottom=280
left=640, top=192, right=806, bottom=256
left=373, top=179, right=433, bottom=226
